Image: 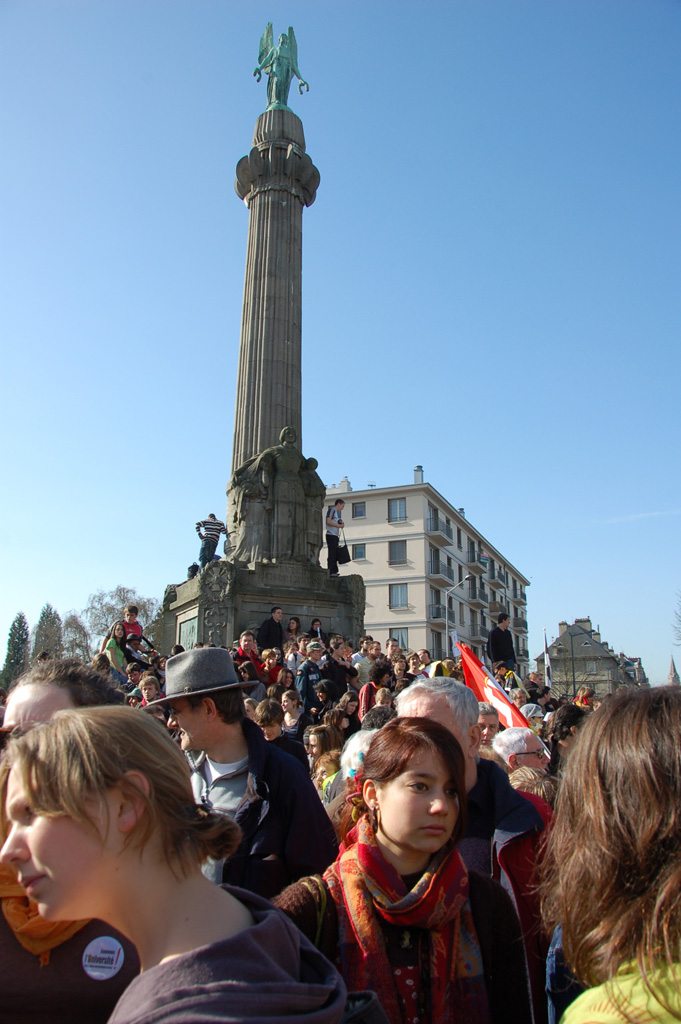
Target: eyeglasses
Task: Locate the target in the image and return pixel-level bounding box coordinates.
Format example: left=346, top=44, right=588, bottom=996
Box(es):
left=517, top=747, right=549, bottom=760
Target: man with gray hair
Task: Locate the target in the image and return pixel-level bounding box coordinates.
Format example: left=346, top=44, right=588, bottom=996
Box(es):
left=493, top=727, right=550, bottom=773
left=396, top=677, right=551, bottom=1024
left=478, top=701, right=500, bottom=745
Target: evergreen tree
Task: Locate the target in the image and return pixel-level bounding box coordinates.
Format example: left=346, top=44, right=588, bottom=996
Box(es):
left=31, top=604, right=64, bottom=663
left=1, top=612, right=30, bottom=689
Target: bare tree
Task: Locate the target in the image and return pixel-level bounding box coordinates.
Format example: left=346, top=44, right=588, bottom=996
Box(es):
left=62, top=612, right=93, bottom=662
left=82, top=586, right=160, bottom=647
left=674, top=591, right=681, bottom=647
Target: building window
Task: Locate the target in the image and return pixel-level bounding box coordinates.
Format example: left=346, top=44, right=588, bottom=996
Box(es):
left=387, top=497, right=407, bottom=523
left=352, top=543, right=366, bottom=560
left=458, top=565, right=463, bottom=582
left=389, top=540, right=407, bottom=565
left=459, top=602, right=465, bottom=625
left=391, top=628, right=409, bottom=649
left=456, top=527, right=463, bottom=550
left=389, top=583, right=408, bottom=609
left=430, top=631, right=444, bottom=659
left=586, top=661, right=596, bottom=675
left=352, top=502, right=366, bottom=519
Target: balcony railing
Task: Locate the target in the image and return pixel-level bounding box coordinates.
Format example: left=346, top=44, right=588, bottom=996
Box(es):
left=488, top=567, right=506, bottom=589
left=517, top=646, right=529, bottom=659
left=512, top=616, right=528, bottom=630
left=427, top=560, right=454, bottom=582
left=466, top=549, right=487, bottom=574
left=426, top=516, right=453, bottom=542
left=518, top=589, right=527, bottom=603
left=469, top=624, right=490, bottom=642
left=468, top=583, right=489, bottom=607
left=428, top=603, right=446, bottom=620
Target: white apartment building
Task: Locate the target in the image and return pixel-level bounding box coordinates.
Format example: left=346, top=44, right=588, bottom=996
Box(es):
left=326, top=466, right=530, bottom=670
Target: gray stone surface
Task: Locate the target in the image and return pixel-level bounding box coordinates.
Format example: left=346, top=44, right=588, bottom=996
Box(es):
left=160, top=96, right=365, bottom=653
left=162, top=562, right=365, bottom=651
left=232, top=109, right=319, bottom=474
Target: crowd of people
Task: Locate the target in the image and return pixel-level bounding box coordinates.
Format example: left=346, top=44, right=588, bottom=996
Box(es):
left=0, top=601, right=679, bottom=1024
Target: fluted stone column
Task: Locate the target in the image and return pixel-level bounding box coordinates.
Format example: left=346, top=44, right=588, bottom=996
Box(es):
left=231, top=109, right=320, bottom=474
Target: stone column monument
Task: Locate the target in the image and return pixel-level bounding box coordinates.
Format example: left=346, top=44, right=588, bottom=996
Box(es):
left=160, top=25, right=364, bottom=652
left=231, top=107, right=319, bottom=471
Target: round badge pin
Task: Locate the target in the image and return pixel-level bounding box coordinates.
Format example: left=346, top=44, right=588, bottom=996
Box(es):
left=82, top=936, right=125, bottom=981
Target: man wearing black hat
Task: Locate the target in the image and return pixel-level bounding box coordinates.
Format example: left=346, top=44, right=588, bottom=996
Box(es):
left=157, top=647, right=338, bottom=900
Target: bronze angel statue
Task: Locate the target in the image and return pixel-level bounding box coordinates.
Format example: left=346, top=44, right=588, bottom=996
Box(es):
left=253, top=24, right=309, bottom=111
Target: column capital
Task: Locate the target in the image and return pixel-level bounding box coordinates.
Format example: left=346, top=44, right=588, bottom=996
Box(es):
left=235, top=143, right=319, bottom=208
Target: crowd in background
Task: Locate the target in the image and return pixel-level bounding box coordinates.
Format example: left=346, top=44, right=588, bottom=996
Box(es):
left=0, top=601, right=678, bottom=1024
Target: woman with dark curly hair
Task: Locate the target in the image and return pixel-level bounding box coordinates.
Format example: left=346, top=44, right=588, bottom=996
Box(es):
left=541, top=687, right=681, bottom=1023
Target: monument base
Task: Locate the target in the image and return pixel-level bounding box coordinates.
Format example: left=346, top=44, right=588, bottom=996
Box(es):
left=160, top=560, right=365, bottom=652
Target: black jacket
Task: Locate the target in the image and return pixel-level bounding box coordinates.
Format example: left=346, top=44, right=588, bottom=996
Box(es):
left=189, top=718, right=338, bottom=900
left=486, top=625, right=516, bottom=664
left=256, top=616, right=285, bottom=652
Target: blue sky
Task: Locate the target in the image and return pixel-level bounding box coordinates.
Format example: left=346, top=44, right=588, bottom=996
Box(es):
left=1, top=0, right=679, bottom=683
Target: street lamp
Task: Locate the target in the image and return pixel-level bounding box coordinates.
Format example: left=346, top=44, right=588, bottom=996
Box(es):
left=555, top=628, right=593, bottom=698
left=444, top=575, right=474, bottom=658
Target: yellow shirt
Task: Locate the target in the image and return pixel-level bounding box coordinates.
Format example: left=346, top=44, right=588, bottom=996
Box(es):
left=561, top=963, right=681, bottom=1023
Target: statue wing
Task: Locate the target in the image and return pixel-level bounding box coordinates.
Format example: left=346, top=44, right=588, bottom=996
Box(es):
left=258, top=22, right=273, bottom=66
left=289, top=26, right=301, bottom=76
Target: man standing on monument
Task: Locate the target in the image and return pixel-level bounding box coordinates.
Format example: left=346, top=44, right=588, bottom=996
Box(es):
left=195, top=513, right=227, bottom=569
left=325, top=499, right=345, bottom=578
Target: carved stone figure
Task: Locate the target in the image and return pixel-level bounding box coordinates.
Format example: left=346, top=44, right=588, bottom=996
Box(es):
left=229, top=426, right=325, bottom=567
left=253, top=23, right=309, bottom=111
left=229, top=456, right=272, bottom=565
left=300, top=457, right=325, bottom=566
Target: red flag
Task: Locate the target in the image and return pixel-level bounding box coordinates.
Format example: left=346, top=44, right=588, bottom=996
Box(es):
left=456, top=642, right=529, bottom=729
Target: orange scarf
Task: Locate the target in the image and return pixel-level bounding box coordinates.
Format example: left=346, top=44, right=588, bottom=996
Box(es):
left=324, top=815, right=490, bottom=1024
left=0, top=863, right=89, bottom=965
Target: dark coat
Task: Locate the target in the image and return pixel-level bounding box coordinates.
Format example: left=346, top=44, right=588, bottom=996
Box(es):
left=257, top=616, right=285, bottom=652
left=486, top=625, right=516, bottom=665
left=270, top=733, right=309, bottom=771
left=188, top=718, right=338, bottom=900
left=274, top=869, right=532, bottom=1024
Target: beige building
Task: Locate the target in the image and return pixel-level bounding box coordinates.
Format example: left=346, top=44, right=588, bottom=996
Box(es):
left=325, top=467, right=530, bottom=670
left=536, top=617, right=649, bottom=697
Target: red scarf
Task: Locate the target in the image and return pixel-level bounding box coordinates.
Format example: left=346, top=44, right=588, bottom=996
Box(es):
left=324, top=815, right=490, bottom=1024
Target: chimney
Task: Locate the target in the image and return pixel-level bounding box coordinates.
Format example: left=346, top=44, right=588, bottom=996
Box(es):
left=558, top=620, right=568, bottom=635
left=414, top=465, right=424, bottom=484
left=457, top=508, right=466, bottom=518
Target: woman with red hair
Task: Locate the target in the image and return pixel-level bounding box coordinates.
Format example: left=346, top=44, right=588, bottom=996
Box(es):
left=275, top=717, right=529, bottom=1023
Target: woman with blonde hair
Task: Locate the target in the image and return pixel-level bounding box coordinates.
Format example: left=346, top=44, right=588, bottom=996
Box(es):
left=541, top=687, right=681, bottom=1022
left=0, top=707, right=346, bottom=1023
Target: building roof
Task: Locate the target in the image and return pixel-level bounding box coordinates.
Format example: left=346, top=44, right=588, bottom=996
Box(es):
left=325, top=477, right=530, bottom=586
